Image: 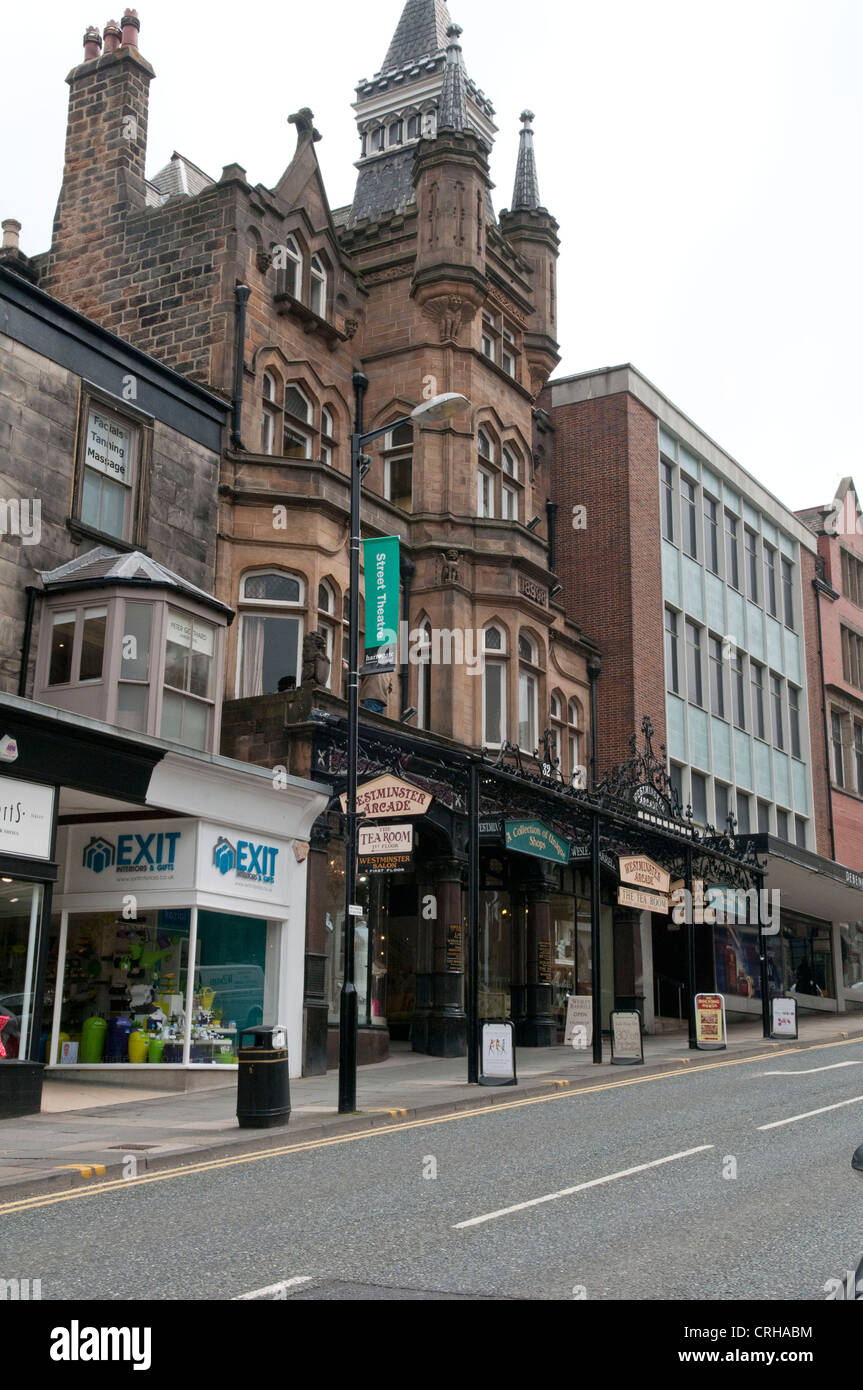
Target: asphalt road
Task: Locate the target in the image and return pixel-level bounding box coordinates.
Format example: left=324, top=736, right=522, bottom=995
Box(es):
left=3, top=1037, right=863, bottom=1302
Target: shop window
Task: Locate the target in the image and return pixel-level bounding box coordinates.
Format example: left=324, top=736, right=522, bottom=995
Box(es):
left=73, top=391, right=151, bottom=547
left=309, top=255, right=327, bottom=318
left=383, top=422, right=414, bottom=511
left=161, top=610, right=216, bottom=751
left=841, top=920, right=863, bottom=989
left=237, top=571, right=304, bottom=699
left=518, top=633, right=540, bottom=753
left=0, top=882, right=43, bottom=1062
left=781, top=912, right=834, bottom=998
left=482, top=625, right=506, bottom=747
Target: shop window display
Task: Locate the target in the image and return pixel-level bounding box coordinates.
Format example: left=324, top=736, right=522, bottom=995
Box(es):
left=0, top=882, right=43, bottom=1060
left=324, top=842, right=388, bottom=1029
left=841, top=921, right=863, bottom=995
left=48, top=909, right=267, bottom=1065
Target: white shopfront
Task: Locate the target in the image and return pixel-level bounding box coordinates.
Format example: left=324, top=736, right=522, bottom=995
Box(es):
left=49, top=804, right=324, bottom=1080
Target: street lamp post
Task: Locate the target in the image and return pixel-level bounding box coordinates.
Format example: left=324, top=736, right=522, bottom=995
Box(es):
left=338, top=377, right=470, bottom=1114
left=586, top=654, right=602, bottom=1064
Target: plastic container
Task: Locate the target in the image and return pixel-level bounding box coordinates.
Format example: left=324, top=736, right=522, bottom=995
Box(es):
left=81, top=1015, right=107, bottom=1064
left=128, top=1029, right=149, bottom=1064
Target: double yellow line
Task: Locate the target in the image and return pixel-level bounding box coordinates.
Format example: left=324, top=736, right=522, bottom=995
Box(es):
left=1, top=1036, right=859, bottom=1216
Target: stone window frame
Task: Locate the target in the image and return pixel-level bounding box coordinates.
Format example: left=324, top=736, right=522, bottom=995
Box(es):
left=476, top=426, right=525, bottom=521
left=235, top=568, right=308, bottom=698
left=382, top=419, right=414, bottom=511
left=317, top=577, right=342, bottom=692
left=481, top=307, right=522, bottom=380
left=517, top=628, right=543, bottom=754
left=840, top=543, right=863, bottom=610
left=70, top=382, right=153, bottom=552
left=481, top=621, right=509, bottom=748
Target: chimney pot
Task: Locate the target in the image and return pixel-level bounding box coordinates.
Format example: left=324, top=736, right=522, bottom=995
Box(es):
left=83, top=25, right=103, bottom=60
left=103, top=20, right=122, bottom=53
left=2, top=220, right=22, bottom=252
left=120, top=8, right=140, bottom=47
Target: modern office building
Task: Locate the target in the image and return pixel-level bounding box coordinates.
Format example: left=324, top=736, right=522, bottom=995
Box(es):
left=545, top=365, right=863, bottom=1023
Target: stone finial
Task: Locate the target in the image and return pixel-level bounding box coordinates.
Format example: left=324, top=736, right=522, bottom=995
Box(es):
left=2, top=220, right=22, bottom=252
left=103, top=20, right=122, bottom=54
left=512, top=109, right=541, bottom=210
left=289, top=108, right=322, bottom=143
left=121, top=8, right=140, bottom=47
left=83, top=26, right=103, bottom=60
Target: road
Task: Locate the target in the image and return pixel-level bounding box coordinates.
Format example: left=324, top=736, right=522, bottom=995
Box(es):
left=3, top=1037, right=863, bottom=1301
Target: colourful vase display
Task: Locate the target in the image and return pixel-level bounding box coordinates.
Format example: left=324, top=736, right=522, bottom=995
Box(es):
left=81, top=1015, right=107, bottom=1063
left=128, top=1029, right=149, bottom=1063
left=147, top=1038, right=165, bottom=1064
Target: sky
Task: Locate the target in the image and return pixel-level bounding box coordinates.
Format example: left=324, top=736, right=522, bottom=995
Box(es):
left=3, top=0, right=861, bottom=513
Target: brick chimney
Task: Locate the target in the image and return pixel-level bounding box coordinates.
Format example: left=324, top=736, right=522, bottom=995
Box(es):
left=40, top=11, right=155, bottom=318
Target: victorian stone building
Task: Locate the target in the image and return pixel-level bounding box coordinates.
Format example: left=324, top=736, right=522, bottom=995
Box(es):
left=6, top=3, right=598, bottom=1070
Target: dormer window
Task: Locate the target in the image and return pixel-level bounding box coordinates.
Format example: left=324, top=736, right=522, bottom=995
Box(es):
left=310, top=256, right=327, bottom=318
left=278, top=235, right=303, bottom=300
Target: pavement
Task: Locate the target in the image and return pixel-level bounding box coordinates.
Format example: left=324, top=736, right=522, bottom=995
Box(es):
left=2, top=1013, right=862, bottom=1202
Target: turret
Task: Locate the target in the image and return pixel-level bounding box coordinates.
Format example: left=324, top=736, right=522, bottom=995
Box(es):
left=499, top=111, right=560, bottom=393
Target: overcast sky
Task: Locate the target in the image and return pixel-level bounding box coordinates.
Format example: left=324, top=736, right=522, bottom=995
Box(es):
left=3, top=0, right=861, bottom=513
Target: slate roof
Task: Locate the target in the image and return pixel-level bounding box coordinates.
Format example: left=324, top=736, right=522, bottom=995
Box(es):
left=145, top=152, right=215, bottom=207
left=438, top=25, right=468, bottom=131
left=40, top=547, right=232, bottom=615
left=382, top=0, right=453, bottom=71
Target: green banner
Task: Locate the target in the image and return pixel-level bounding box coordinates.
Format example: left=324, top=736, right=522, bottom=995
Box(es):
left=363, top=536, right=400, bottom=649
left=504, top=820, right=570, bottom=864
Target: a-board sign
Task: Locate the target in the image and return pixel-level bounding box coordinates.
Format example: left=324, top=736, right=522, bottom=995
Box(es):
left=446, top=923, right=463, bottom=973
left=479, top=1021, right=517, bottom=1086
left=694, top=992, right=727, bottom=1050
left=564, top=995, right=593, bottom=1049
left=771, top=996, right=798, bottom=1039
left=610, top=1010, right=644, bottom=1066
left=537, top=940, right=552, bottom=984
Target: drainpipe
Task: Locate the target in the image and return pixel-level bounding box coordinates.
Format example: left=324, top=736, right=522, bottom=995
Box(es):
left=230, top=285, right=251, bottom=450
left=545, top=499, right=558, bottom=575
left=813, top=566, right=837, bottom=861
left=399, top=554, right=415, bottom=717
left=18, top=586, right=38, bottom=697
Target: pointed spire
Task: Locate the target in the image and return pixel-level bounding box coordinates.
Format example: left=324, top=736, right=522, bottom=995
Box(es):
left=511, top=109, right=541, bottom=210
left=439, top=25, right=468, bottom=131
left=382, top=0, right=453, bottom=72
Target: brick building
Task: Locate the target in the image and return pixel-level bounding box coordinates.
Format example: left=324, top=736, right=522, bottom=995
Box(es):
left=5, top=3, right=605, bottom=1069
left=797, top=479, right=863, bottom=878
left=544, top=365, right=863, bottom=1022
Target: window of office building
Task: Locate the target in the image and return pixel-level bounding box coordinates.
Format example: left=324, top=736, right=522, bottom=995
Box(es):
left=841, top=625, right=863, bottom=690
left=709, top=635, right=725, bottom=718
left=681, top=477, right=698, bottom=558
left=770, top=673, right=785, bottom=750
left=685, top=619, right=703, bottom=707
left=789, top=686, right=802, bottom=759
left=855, top=721, right=863, bottom=795
left=840, top=549, right=863, bottom=609
left=750, top=662, right=765, bottom=740
left=691, top=772, right=707, bottom=825
left=665, top=608, right=680, bottom=694
left=724, top=513, right=740, bottom=591
left=764, top=544, right=778, bottom=618
left=832, top=710, right=845, bottom=787
left=661, top=462, right=675, bottom=543
left=776, top=808, right=789, bottom=840
left=736, top=794, right=751, bottom=834
left=781, top=556, right=795, bottom=629
left=745, top=527, right=759, bottom=602
left=795, top=816, right=807, bottom=849
left=715, top=781, right=729, bottom=830
left=703, top=495, right=719, bottom=574
left=731, top=651, right=745, bottom=729
left=757, top=800, right=771, bottom=834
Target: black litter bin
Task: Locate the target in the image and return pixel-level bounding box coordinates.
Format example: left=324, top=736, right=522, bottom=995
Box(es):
left=236, top=1025, right=291, bottom=1129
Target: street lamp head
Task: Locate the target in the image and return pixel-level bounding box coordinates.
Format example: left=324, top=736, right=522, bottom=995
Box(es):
left=410, top=392, right=470, bottom=425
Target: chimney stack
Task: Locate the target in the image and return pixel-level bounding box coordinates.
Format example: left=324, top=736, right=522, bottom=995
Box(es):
left=82, top=26, right=102, bottom=60
left=121, top=8, right=140, bottom=48
left=103, top=20, right=122, bottom=54
left=2, top=220, right=22, bottom=252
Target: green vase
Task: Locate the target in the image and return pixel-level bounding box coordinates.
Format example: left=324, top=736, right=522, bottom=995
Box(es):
left=128, top=1029, right=149, bottom=1063
left=147, top=1038, right=165, bottom=1064
left=80, top=1016, right=107, bottom=1063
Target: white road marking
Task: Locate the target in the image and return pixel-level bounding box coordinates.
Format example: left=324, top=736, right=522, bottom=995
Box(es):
left=234, top=1275, right=313, bottom=1300
left=454, top=1145, right=714, bottom=1229
left=758, top=1095, right=863, bottom=1131
left=758, top=1061, right=863, bottom=1076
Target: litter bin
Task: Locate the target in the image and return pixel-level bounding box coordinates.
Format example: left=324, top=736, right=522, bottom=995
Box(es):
left=236, top=1024, right=291, bottom=1129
